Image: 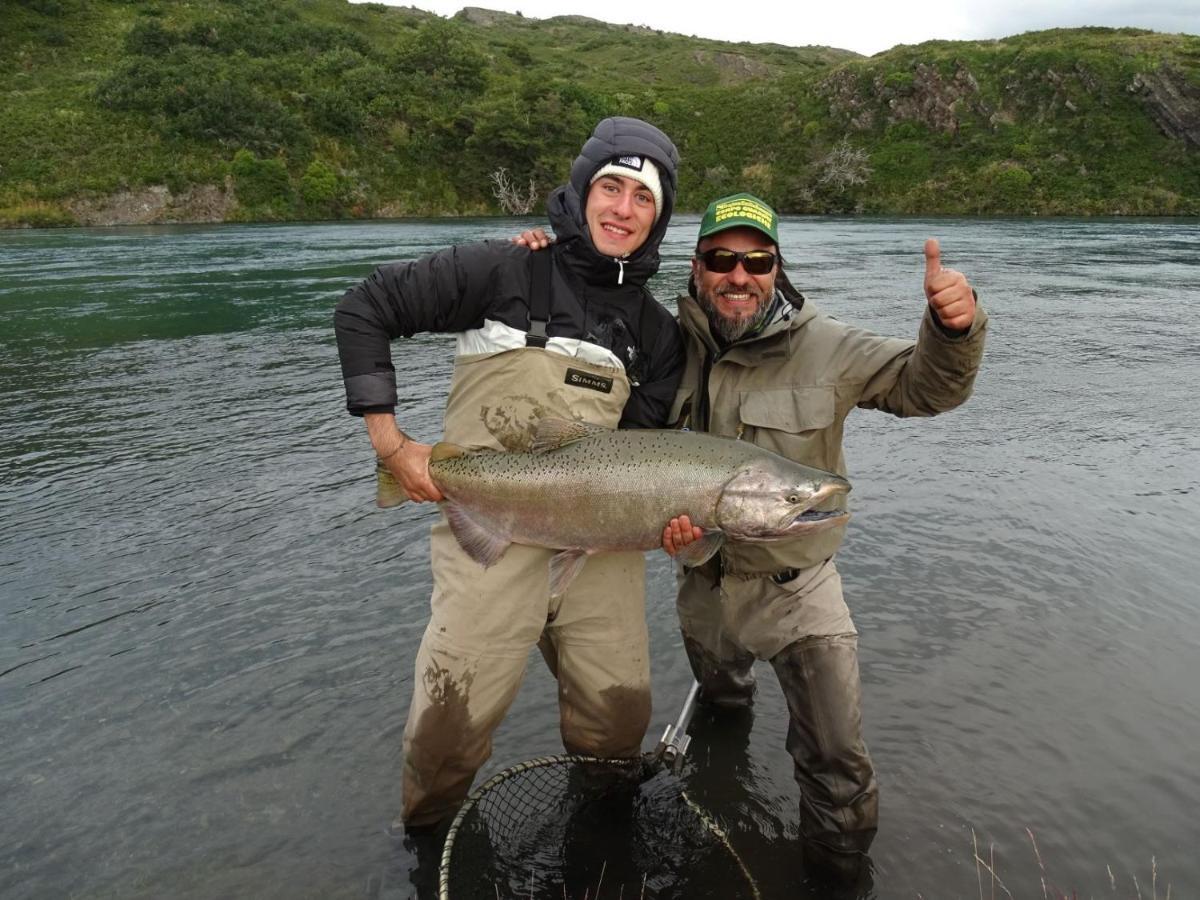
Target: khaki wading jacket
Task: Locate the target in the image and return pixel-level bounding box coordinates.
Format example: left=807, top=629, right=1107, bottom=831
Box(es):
left=669, top=283, right=988, bottom=575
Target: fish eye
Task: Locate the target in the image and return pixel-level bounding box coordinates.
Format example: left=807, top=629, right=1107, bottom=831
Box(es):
left=787, top=494, right=801, bottom=504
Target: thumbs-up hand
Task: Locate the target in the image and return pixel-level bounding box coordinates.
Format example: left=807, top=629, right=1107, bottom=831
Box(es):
left=923, top=238, right=975, bottom=332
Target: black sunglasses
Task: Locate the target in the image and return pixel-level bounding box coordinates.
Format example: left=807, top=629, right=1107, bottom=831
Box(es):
left=697, top=248, right=777, bottom=275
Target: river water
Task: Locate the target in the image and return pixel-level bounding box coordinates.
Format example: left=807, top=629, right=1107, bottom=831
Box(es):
left=1, top=216, right=1198, bottom=899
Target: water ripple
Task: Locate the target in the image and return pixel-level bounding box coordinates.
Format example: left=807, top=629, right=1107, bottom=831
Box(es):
left=2, top=217, right=1198, bottom=899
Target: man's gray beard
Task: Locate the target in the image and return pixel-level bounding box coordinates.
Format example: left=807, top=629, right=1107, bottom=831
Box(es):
left=697, top=287, right=775, bottom=344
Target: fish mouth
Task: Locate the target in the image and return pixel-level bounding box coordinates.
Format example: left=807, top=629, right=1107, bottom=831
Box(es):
left=778, top=479, right=850, bottom=532
left=782, top=507, right=850, bottom=534
left=792, top=508, right=847, bottom=525
left=736, top=508, right=850, bottom=543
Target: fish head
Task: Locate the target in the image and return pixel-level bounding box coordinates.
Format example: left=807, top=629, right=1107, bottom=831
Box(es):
left=715, top=459, right=851, bottom=541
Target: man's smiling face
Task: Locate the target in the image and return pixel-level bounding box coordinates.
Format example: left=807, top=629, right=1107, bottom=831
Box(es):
left=584, top=174, right=656, bottom=258
left=691, top=226, right=779, bottom=343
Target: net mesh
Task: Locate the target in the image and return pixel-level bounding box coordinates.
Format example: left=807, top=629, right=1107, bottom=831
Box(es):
left=439, top=754, right=760, bottom=900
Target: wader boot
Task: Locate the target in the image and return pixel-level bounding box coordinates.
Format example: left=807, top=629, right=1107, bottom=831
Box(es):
left=770, top=634, right=878, bottom=885
left=400, top=817, right=452, bottom=900
left=676, top=558, right=757, bottom=710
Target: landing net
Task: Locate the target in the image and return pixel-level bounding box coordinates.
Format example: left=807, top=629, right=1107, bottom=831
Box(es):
left=438, top=753, right=760, bottom=900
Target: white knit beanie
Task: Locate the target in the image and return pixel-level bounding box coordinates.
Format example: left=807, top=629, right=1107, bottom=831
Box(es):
left=588, top=156, right=664, bottom=224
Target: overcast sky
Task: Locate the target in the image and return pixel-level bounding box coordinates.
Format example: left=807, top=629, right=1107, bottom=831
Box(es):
left=369, top=0, right=1198, bottom=56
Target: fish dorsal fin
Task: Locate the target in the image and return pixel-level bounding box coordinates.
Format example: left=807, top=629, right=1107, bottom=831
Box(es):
left=442, top=501, right=510, bottom=568
left=530, top=417, right=611, bottom=454
left=430, top=441, right=467, bottom=462
left=548, top=548, right=590, bottom=598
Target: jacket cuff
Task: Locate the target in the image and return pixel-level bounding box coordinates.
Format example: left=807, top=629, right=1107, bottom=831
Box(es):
left=344, top=372, right=398, bottom=416
left=926, top=291, right=987, bottom=340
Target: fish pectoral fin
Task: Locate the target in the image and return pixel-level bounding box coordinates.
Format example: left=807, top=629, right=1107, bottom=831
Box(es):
left=674, top=530, right=726, bottom=568
left=376, top=462, right=408, bottom=509
left=443, top=501, right=511, bottom=568
left=530, top=417, right=611, bottom=454
left=548, top=549, right=590, bottom=598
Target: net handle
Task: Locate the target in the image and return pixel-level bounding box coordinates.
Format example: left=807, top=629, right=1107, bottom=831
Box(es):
left=653, top=679, right=701, bottom=773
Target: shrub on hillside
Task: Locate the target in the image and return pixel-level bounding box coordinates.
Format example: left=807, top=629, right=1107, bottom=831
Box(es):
left=231, top=149, right=294, bottom=215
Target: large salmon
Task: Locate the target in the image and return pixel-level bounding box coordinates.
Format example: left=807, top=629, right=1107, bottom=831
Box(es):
left=378, top=417, right=850, bottom=596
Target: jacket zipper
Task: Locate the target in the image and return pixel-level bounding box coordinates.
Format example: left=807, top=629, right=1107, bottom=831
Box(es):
left=698, top=344, right=728, bottom=432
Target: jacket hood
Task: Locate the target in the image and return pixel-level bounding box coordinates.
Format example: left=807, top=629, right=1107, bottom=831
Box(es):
left=548, top=116, right=680, bottom=286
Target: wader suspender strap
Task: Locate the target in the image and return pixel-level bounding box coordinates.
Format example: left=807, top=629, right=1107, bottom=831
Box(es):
left=525, top=251, right=551, bottom=348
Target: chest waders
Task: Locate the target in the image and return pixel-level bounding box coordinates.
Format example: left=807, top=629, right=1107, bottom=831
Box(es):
left=400, top=253, right=653, bottom=829
left=671, top=309, right=878, bottom=879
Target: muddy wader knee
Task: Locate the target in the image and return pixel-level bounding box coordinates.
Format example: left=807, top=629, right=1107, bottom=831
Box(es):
left=769, top=634, right=878, bottom=865
left=400, top=531, right=552, bottom=828
left=676, top=560, right=757, bottom=708
left=681, top=632, right=757, bottom=709
left=537, top=549, right=651, bottom=758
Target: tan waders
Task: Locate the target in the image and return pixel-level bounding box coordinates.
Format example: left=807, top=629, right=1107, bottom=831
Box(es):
left=400, top=345, right=651, bottom=828
left=677, top=557, right=878, bottom=870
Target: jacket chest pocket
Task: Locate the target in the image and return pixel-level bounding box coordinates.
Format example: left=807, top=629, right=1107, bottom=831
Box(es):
left=737, top=387, right=836, bottom=465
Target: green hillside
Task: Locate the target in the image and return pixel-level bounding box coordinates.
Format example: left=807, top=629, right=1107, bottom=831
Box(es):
left=2, top=0, right=1198, bottom=226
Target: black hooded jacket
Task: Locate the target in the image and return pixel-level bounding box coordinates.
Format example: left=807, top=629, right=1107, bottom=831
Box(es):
left=334, top=117, right=683, bottom=429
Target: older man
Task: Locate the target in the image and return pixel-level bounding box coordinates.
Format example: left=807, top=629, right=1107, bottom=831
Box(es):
left=662, top=193, right=986, bottom=884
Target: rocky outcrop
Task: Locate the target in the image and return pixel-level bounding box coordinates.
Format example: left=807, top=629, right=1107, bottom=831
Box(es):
left=817, top=62, right=990, bottom=134
left=692, top=50, right=771, bottom=82
left=1129, top=65, right=1200, bottom=149
left=888, top=63, right=986, bottom=133
left=999, top=63, right=1104, bottom=123
left=544, top=14, right=608, bottom=27
left=65, top=181, right=236, bottom=226
left=816, top=68, right=878, bottom=131
left=456, top=7, right=521, bottom=26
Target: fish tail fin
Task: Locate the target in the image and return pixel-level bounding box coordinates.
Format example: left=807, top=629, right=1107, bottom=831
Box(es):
left=377, top=442, right=464, bottom=508
left=375, top=460, right=408, bottom=509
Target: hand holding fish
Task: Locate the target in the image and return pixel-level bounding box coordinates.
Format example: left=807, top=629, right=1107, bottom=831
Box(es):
left=366, top=412, right=444, bottom=503
left=388, top=440, right=445, bottom=503
left=923, top=238, right=976, bottom=332
left=662, top=515, right=703, bottom=557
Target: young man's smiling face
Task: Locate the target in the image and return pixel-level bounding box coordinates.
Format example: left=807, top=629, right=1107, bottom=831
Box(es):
left=691, top=225, right=779, bottom=343
left=585, top=174, right=656, bottom=258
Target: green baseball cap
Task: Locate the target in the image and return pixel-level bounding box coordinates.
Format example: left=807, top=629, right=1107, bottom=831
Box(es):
left=697, top=192, right=779, bottom=244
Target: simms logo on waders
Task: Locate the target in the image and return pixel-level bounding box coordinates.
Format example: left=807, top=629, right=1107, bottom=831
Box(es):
left=565, top=368, right=613, bottom=393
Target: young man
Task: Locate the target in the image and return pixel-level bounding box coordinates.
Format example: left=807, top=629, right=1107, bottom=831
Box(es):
left=662, top=193, right=986, bottom=884
left=334, top=117, right=683, bottom=832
